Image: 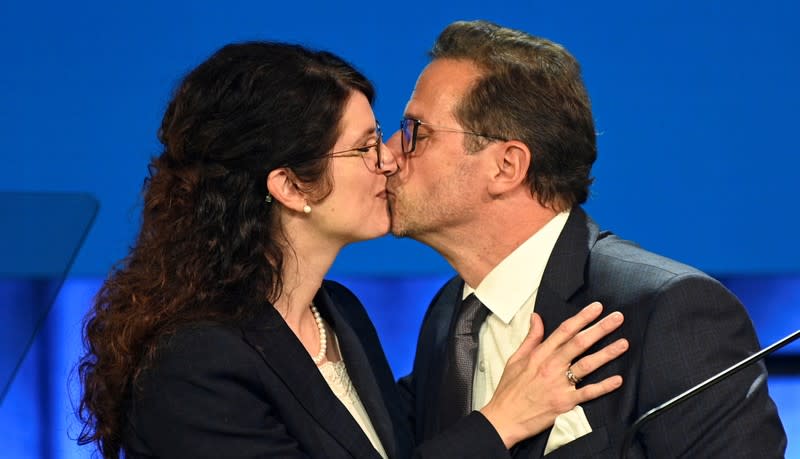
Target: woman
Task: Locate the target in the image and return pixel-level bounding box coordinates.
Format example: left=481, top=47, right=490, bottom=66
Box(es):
left=78, top=42, right=626, bottom=458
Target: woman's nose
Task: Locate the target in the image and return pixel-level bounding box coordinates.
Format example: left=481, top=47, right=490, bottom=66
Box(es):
left=379, top=130, right=404, bottom=175
left=378, top=135, right=402, bottom=175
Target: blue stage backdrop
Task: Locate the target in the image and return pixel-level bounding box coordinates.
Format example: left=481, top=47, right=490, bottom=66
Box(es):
left=0, top=0, right=798, bottom=277
left=1, top=1, right=799, bottom=458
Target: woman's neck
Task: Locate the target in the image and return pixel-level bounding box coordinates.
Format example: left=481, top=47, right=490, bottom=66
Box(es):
left=272, top=221, right=342, bottom=329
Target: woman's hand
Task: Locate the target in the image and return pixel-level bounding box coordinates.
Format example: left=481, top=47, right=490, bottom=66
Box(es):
left=479, top=302, right=628, bottom=448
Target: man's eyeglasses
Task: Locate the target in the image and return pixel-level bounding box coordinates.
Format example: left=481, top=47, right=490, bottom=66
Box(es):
left=326, top=123, right=383, bottom=172
left=400, top=118, right=507, bottom=155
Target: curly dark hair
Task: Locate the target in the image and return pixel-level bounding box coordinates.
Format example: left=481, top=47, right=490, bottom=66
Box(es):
left=430, top=20, right=596, bottom=211
left=76, top=41, right=374, bottom=458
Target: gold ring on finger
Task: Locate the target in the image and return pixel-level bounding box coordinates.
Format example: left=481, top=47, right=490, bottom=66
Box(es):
left=566, top=366, right=582, bottom=385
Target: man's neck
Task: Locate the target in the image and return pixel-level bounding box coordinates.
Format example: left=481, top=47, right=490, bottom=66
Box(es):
left=427, top=201, right=559, bottom=288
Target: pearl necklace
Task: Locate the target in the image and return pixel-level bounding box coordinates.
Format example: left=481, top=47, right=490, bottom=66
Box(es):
left=310, top=303, right=327, bottom=365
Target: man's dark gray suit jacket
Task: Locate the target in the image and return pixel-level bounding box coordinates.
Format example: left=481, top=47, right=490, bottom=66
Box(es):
left=399, top=207, right=787, bottom=458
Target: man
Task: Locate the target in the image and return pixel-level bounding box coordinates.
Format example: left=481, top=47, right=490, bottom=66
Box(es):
left=386, top=20, right=786, bottom=457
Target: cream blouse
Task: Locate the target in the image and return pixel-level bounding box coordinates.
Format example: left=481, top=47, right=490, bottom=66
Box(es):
left=317, top=333, right=388, bottom=459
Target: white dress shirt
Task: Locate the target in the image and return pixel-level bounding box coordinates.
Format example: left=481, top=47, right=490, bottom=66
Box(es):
left=464, top=210, right=592, bottom=455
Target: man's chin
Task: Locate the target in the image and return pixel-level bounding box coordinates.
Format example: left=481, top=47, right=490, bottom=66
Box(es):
left=388, top=221, right=406, bottom=238
left=388, top=216, right=412, bottom=238
left=387, top=203, right=418, bottom=238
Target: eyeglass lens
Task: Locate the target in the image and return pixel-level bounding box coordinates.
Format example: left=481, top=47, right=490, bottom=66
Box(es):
left=400, top=119, right=416, bottom=154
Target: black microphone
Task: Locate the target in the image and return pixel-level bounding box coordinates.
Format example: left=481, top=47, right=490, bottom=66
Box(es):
left=619, top=328, right=800, bottom=459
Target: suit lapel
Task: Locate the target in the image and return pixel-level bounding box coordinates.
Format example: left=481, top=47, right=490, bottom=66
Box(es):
left=315, top=286, right=397, bottom=459
left=516, top=207, right=599, bottom=457
left=421, top=276, right=464, bottom=440
left=537, top=207, right=596, bottom=335
left=241, top=300, right=381, bottom=459
left=431, top=277, right=466, bottom=354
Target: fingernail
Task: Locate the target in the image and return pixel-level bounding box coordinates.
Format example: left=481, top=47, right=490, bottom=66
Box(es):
left=617, top=339, right=629, bottom=350
left=610, top=311, right=623, bottom=322
left=587, top=302, right=602, bottom=313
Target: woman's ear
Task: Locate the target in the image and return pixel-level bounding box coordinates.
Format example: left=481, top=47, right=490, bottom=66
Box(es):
left=487, top=140, right=532, bottom=196
left=266, top=168, right=308, bottom=213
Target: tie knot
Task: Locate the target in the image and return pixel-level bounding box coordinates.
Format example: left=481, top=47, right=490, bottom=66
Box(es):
left=454, top=294, right=489, bottom=336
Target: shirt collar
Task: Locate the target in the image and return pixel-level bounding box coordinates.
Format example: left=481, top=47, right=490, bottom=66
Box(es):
left=463, top=210, right=570, bottom=324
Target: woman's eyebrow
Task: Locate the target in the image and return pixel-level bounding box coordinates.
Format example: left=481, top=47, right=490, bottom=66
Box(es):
left=349, top=126, right=378, bottom=144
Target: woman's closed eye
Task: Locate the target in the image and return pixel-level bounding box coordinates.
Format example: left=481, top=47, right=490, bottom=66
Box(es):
left=355, top=142, right=379, bottom=154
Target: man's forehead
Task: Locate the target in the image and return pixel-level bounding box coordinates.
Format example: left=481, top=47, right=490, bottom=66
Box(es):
left=405, top=58, right=480, bottom=123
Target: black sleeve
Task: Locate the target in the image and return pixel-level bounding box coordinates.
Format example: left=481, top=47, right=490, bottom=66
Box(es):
left=412, top=411, right=511, bottom=459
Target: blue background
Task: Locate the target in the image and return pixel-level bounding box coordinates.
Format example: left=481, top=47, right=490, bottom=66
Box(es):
left=1, top=0, right=799, bottom=457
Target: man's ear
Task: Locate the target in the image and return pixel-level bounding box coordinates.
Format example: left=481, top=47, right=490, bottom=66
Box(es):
left=487, top=140, right=531, bottom=196
left=266, top=168, right=308, bottom=213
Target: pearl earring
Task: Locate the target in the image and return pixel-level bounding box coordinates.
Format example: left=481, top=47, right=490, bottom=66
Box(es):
left=303, top=204, right=312, bottom=214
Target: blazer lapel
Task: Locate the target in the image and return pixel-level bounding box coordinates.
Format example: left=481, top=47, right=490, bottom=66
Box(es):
left=537, top=206, right=596, bottom=334
left=421, top=276, right=464, bottom=440
left=314, top=287, right=397, bottom=459
left=516, top=207, right=598, bottom=457
left=241, top=301, right=382, bottom=459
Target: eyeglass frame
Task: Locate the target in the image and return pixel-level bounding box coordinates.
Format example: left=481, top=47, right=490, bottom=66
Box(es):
left=400, top=117, right=508, bottom=155
left=275, top=122, right=383, bottom=172
left=264, top=123, right=383, bottom=204
left=324, top=122, right=383, bottom=171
